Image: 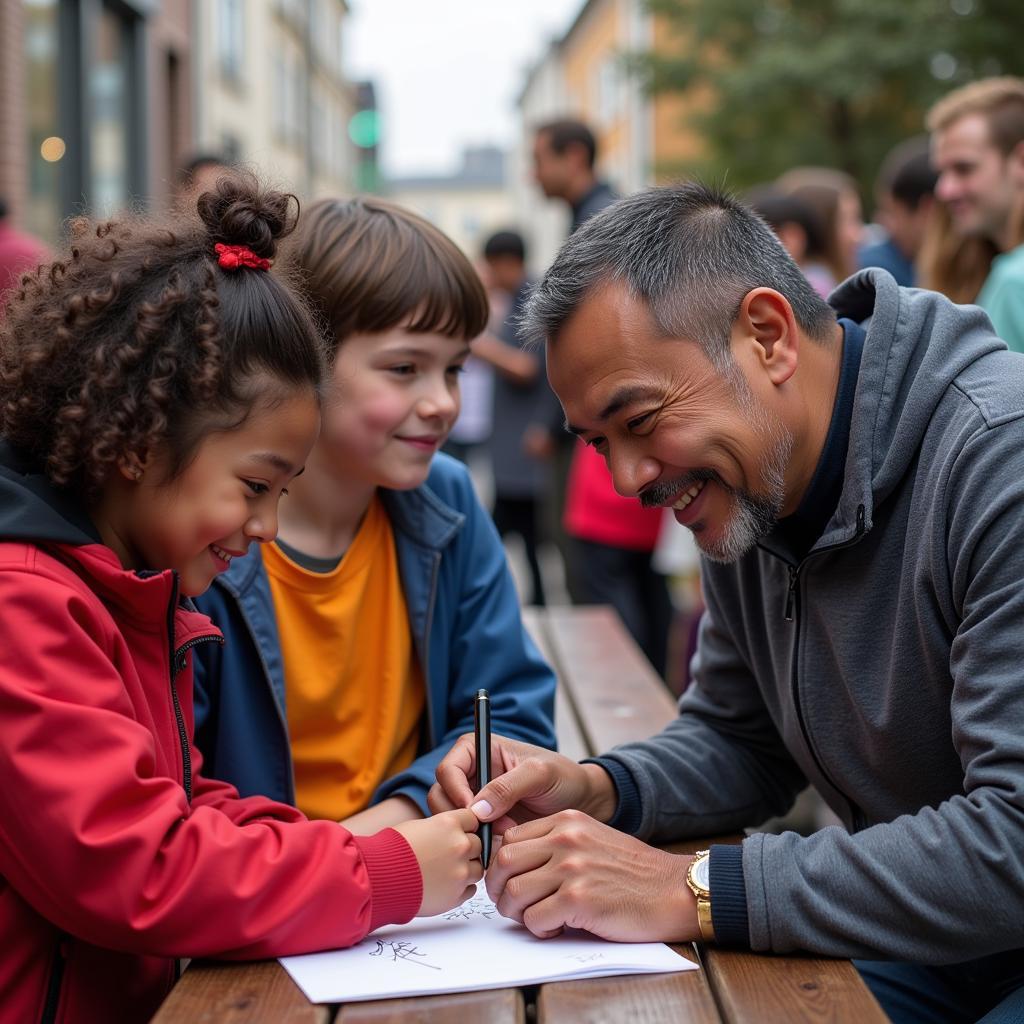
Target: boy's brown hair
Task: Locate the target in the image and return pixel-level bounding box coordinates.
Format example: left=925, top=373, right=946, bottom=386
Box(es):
left=289, top=196, right=489, bottom=349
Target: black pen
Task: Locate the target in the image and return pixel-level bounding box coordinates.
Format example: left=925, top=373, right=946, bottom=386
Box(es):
left=474, top=688, right=492, bottom=868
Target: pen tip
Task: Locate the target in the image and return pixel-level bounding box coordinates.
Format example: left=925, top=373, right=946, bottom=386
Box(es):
left=477, top=688, right=489, bottom=699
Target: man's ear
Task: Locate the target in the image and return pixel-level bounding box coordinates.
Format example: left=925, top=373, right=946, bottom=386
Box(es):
left=733, top=288, right=799, bottom=387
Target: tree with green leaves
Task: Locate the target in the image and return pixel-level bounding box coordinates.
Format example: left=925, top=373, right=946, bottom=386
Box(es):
left=634, top=0, right=1024, bottom=193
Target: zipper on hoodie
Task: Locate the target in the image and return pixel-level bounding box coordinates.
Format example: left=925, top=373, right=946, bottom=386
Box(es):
left=39, top=937, right=66, bottom=1024
left=780, top=504, right=867, bottom=828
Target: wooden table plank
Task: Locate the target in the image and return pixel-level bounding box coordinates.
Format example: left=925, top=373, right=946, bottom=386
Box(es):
left=337, top=987, right=524, bottom=1023
left=522, top=606, right=591, bottom=762
left=150, top=960, right=328, bottom=1024
left=542, top=605, right=678, bottom=753
left=698, top=948, right=887, bottom=1024
left=537, top=945, right=721, bottom=1024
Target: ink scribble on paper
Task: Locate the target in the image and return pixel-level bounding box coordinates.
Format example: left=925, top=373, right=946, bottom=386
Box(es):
left=369, top=940, right=441, bottom=970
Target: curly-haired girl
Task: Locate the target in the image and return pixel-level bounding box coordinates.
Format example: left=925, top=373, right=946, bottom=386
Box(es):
left=0, top=178, right=481, bottom=1024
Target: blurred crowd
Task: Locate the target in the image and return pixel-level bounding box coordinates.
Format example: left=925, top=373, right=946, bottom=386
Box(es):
left=4, top=74, right=1024, bottom=691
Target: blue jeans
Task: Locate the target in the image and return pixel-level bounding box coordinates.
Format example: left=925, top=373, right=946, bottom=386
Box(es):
left=856, top=950, right=1024, bottom=1023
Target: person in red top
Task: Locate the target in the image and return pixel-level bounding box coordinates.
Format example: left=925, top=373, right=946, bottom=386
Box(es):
left=0, top=197, right=48, bottom=308
left=0, top=174, right=481, bottom=1024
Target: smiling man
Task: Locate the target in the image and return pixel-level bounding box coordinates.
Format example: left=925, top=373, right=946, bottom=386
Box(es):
left=430, top=183, right=1024, bottom=1022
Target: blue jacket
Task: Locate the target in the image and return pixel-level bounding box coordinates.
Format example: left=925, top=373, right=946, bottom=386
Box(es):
left=192, top=454, right=557, bottom=813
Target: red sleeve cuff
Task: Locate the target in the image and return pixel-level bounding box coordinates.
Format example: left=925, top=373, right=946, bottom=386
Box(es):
left=352, top=828, right=423, bottom=932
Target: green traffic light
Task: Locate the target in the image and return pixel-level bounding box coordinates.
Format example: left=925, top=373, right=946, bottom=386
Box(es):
left=349, top=109, right=380, bottom=149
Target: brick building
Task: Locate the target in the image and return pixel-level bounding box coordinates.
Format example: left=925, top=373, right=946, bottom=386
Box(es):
left=0, top=0, right=193, bottom=246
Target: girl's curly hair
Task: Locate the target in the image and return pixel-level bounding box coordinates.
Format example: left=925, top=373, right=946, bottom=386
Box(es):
left=0, top=173, right=327, bottom=499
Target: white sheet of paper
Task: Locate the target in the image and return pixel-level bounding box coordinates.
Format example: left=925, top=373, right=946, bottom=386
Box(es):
left=280, top=882, right=697, bottom=1005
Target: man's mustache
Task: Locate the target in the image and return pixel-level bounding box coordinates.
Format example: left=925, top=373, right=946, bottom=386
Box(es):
left=639, top=468, right=724, bottom=508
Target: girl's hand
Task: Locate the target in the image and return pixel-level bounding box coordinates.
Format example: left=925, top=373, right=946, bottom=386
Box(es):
left=393, top=809, right=483, bottom=917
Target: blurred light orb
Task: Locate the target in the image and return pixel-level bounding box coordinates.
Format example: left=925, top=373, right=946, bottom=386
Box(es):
left=950, top=0, right=973, bottom=14
left=348, top=109, right=380, bottom=149
left=40, top=136, right=66, bottom=162
left=930, top=52, right=958, bottom=81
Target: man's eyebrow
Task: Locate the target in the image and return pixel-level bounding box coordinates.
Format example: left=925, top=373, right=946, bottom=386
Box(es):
left=248, top=453, right=299, bottom=475
left=564, top=385, right=660, bottom=435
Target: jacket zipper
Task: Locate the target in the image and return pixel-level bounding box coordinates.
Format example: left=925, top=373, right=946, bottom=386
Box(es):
left=165, top=580, right=221, bottom=804
left=419, top=550, right=442, bottom=748
left=225, top=582, right=299, bottom=805
left=778, top=504, right=867, bottom=829
left=39, top=939, right=66, bottom=1024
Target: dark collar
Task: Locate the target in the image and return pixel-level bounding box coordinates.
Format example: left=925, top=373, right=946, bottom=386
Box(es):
left=763, top=318, right=866, bottom=563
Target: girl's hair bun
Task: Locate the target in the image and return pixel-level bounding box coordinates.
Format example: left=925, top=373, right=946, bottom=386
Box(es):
left=195, top=172, right=299, bottom=260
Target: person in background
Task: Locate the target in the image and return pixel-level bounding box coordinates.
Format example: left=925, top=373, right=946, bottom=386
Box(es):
left=175, top=152, right=237, bottom=208
left=0, top=197, right=48, bottom=308
left=532, top=119, right=618, bottom=234
left=472, top=230, right=549, bottom=606
left=858, top=136, right=938, bottom=287
left=745, top=186, right=831, bottom=295
left=927, top=77, right=1024, bottom=349
left=192, top=196, right=556, bottom=834
left=776, top=167, right=864, bottom=295
left=532, top=118, right=673, bottom=675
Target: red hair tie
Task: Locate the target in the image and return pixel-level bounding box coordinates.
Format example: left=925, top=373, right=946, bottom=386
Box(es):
left=214, top=242, right=271, bottom=271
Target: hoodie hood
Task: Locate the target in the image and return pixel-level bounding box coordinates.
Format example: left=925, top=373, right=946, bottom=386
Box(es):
left=822, top=269, right=1006, bottom=547
left=0, top=440, right=101, bottom=546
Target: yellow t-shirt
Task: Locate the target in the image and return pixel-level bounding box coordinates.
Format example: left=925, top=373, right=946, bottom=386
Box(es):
left=263, top=496, right=425, bottom=821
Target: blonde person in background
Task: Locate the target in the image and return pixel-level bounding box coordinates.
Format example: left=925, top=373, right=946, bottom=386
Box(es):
left=924, top=76, right=1024, bottom=323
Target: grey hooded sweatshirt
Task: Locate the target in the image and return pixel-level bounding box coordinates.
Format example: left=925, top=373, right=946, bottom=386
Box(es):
left=596, top=269, right=1024, bottom=963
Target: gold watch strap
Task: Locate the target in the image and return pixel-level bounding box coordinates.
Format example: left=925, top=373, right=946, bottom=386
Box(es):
left=695, top=894, right=716, bottom=943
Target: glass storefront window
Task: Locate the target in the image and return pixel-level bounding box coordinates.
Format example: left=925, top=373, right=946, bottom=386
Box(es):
left=90, top=7, right=130, bottom=219
left=24, top=0, right=60, bottom=244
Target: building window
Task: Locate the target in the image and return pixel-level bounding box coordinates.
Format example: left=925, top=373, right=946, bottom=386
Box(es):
left=311, top=89, right=326, bottom=171
left=24, top=0, right=60, bottom=242
left=90, top=6, right=130, bottom=219
left=595, top=57, right=623, bottom=126
left=272, top=53, right=288, bottom=141
left=217, top=0, right=245, bottom=82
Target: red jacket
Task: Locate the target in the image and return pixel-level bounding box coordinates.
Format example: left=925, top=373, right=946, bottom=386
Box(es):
left=0, top=540, right=422, bottom=1023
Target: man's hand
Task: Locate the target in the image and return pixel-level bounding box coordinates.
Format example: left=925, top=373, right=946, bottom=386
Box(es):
left=392, top=809, right=483, bottom=917
left=428, top=733, right=618, bottom=833
left=486, top=810, right=700, bottom=942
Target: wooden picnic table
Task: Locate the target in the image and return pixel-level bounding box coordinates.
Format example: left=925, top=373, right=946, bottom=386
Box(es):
left=151, top=605, right=885, bottom=1024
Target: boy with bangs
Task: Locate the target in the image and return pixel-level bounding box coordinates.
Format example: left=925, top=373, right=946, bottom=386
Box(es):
left=193, top=196, right=556, bottom=833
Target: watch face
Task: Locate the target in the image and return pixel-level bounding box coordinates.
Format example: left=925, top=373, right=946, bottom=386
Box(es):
left=691, top=855, right=711, bottom=891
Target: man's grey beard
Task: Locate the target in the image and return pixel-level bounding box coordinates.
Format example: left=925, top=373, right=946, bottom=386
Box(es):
left=699, top=424, right=792, bottom=563
left=640, top=376, right=794, bottom=563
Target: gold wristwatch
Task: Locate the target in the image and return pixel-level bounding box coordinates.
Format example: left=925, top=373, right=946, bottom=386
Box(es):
left=686, top=849, right=715, bottom=942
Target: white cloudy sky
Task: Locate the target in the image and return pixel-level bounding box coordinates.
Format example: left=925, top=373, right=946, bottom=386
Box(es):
left=346, top=0, right=584, bottom=177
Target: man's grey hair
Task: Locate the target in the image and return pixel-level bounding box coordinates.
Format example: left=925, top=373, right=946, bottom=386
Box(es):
left=523, top=182, right=836, bottom=369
